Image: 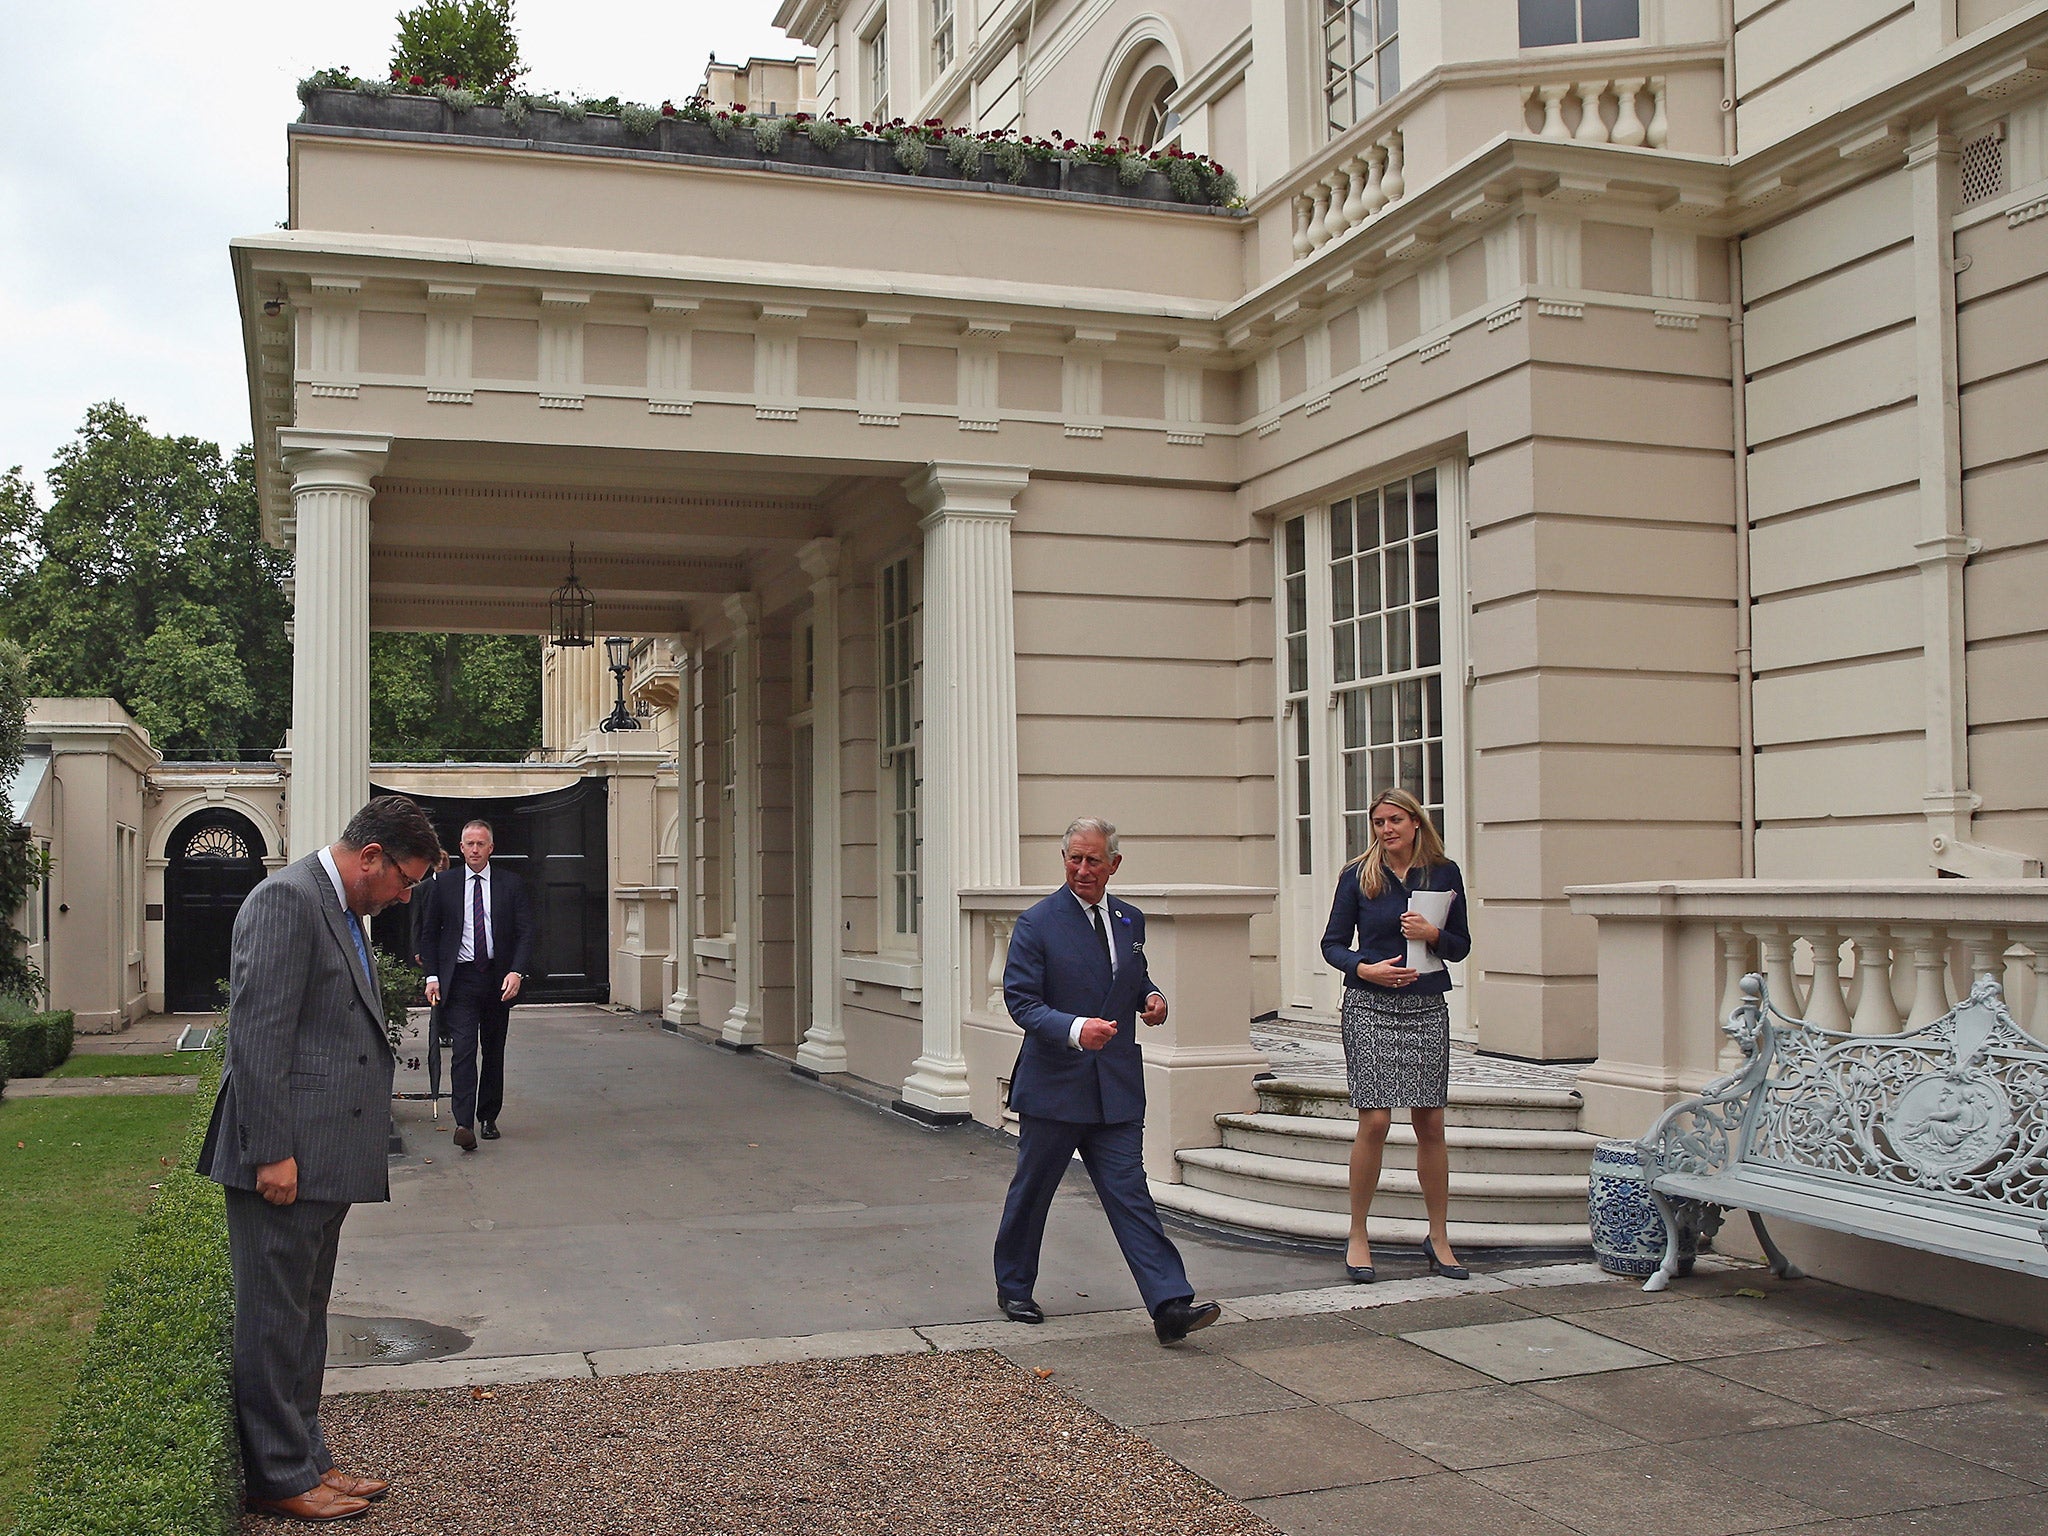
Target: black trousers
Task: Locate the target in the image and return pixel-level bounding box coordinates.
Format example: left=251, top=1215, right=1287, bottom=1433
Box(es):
left=224, top=1186, right=349, bottom=1499
left=446, top=961, right=510, bottom=1129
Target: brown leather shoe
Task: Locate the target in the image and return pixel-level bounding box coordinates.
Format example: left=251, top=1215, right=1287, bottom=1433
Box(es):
left=320, top=1468, right=389, bottom=1501
left=454, top=1125, right=477, bottom=1151
left=245, top=1483, right=369, bottom=1521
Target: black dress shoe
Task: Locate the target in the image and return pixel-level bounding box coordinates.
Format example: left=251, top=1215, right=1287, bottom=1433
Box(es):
left=453, top=1126, right=476, bottom=1151
left=998, top=1296, right=1044, bottom=1324
left=479, top=1120, right=500, bottom=1140
left=1153, top=1297, right=1222, bottom=1345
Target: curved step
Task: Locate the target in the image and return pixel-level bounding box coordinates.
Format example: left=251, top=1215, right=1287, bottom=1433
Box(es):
left=1256, top=1076, right=1584, bottom=1130
left=1177, top=1145, right=1591, bottom=1224
left=1152, top=1179, right=1591, bottom=1249
left=1218, top=1112, right=1598, bottom=1175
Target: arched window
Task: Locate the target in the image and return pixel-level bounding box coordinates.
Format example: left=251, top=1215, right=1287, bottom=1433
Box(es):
left=1096, top=34, right=1181, bottom=151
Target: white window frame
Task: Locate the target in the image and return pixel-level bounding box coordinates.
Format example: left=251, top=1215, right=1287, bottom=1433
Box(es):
left=1322, top=0, right=1402, bottom=141
left=877, top=551, right=922, bottom=955
left=930, top=0, right=956, bottom=80
left=860, top=5, right=890, bottom=122
left=1517, top=0, right=1642, bottom=50
left=1272, top=457, right=1470, bottom=1029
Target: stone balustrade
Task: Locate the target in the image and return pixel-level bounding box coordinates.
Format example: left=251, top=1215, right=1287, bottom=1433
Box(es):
left=1523, top=75, right=1668, bottom=149
left=1567, top=881, right=2048, bottom=1141
left=1290, top=129, right=1409, bottom=261
left=958, top=884, right=1274, bottom=1180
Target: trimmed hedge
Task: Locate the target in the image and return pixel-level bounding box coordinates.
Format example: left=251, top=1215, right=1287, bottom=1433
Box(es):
left=0, top=1004, right=73, bottom=1081
left=8, top=1034, right=237, bottom=1536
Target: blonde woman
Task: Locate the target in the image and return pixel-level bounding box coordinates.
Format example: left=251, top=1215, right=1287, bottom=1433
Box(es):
left=1320, top=787, right=1472, bottom=1283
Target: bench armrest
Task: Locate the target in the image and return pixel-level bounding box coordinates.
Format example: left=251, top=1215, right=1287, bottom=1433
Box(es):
left=1638, top=973, right=1781, bottom=1184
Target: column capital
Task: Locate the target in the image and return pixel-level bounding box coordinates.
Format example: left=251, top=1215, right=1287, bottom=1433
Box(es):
left=903, top=461, right=1030, bottom=523
left=796, top=536, right=841, bottom=582
left=277, top=429, right=390, bottom=494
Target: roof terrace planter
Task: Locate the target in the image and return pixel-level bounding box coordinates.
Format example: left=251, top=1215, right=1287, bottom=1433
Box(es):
left=297, top=89, right=1228, bottom=209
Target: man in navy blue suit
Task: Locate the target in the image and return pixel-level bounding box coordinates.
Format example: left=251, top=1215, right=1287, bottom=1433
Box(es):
left=993, top=817, right=1222, bottom=1345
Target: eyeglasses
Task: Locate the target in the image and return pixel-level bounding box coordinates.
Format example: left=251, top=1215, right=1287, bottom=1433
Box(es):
left=372, top=849, right=435, bottom=892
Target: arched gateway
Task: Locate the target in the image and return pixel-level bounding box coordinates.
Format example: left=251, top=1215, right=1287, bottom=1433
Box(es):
left=164, top=809, right=269, bottom=1013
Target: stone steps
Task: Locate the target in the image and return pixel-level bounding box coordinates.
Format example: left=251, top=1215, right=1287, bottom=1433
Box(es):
left=1155, top=1071, right=1594, bottom=1249
left=1218, top=1112, right=1598, bottom=1175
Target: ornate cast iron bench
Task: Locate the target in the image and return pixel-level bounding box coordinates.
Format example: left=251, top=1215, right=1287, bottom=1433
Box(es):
left=1636, top=972, right=2048, bottom=1293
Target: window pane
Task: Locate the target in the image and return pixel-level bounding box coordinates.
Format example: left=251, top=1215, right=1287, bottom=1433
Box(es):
left=1285, top=516, right=1306, bottom=575
left=1412, top=471, right=1437, bottom=533
left=1417, top=601, right=1441, bottom=667
left=1346, top=748, right=1370, bottom=812
left=1331, top=499, right=1353, bottom=557
left=1426, top=674, right=1442, bottom=735
left=1386, top=612, right=1411, bottom=672
left=1345, top=812, right=1367, bottom=861
left=1369, top=684, right=1393, bottom=745
left=1334, top=622, right=1356, bottom=683
left=1398, top=744, right=1423, bottom=791
left=1299, top=820, right=1314, bottom=875
left=1296, top=707, right=1310, bottom=756
left=1288, top=634, right=1307, bottom=695
left=1398, top=678, right=1423, bottom=740
left=1415, top=533, right=1439, bottom=601
left=1370, top=747, right=1395, bottom=795
left=1382, top=481, right=1408, bottom=543
left=1360, top=552, right=1381, bottom=613
left=1332, top=562, right=1355, bottom=622
left=1344, top=690, right=1369, bottom=749
left=1426, top=743, right=1443, bottom=811
left=1377, top=38, right=1400, bottom=103
left=1296, top=755, right=1312, bottom=807
left=1363, top=615, right=1383, bottom=675
left=1519, top=0, right=1578, bottom=47
left=1583, top=0, right=1641, bottom=43
left=1286, top=573, right=1307, bottom=635
left=1387, top=542, right=1411, bottom=608
left=1378, top=0, right=1399, bottom=37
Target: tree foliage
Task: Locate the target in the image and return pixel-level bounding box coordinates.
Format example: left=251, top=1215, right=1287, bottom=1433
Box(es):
left=370, top=631, right=542, bottom=761
left=0, top=636, right=46, bottom=1003
left=389, top=0, right=523, bottom=89
left=0, top=403, right=292, bottom=759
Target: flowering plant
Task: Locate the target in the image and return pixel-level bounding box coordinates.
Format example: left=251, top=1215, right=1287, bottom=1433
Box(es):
left=293, top=76, right=1242, bottom=205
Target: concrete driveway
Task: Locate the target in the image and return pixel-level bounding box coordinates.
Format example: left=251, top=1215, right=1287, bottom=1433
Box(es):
left=333, top=1006, right=1336, bottom=1362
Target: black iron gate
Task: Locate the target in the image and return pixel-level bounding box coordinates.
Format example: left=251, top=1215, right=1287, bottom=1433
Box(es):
left=165, top=809, right=269, bottom=1013
left=368, top=777, right=610, bottom=1004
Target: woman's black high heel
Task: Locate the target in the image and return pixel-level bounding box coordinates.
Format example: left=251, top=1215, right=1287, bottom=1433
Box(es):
left=1345, top=1243, right=1376, bottom=1283
left=1420, top=1235, right=1470, bottom=1280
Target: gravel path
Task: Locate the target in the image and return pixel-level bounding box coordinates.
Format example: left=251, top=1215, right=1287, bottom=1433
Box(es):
left=276, top=1351, right=1272, bottom=1535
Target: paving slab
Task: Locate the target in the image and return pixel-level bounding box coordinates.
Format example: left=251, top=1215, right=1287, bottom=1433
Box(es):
left=1405, top=1316, right=1667, bottom=1383
left=1858, top=1395, right=2048, bottom=1484
left=1484, top=1278, right=1663, bottom=1315
left=1235, top=1332, right=1496, bottom=1404
left=589, top=1326, right=929, bottom=1376
left=323, top=1350, right=592, bottom=1395
left=1245, top=1469, right=1581, bottom=1536
left=1559, top=1295, right=1832, bottom=1360
left=1469, top=1442, right=1831, bottom=1536
left=1342, top=1381, right=1644, bottom=1469
left=1767, top=1492, right=2048, bottom=1536
left=1358, top=1290, right=1551, bottom=1336
left=1047, top=1353, right=1314, bottom=1426
left=1678, top=1417, right=2031, bottom=1518
left=1696, top=1340, right=2014, bottom=1416
left=1222, top=1271, right=1514, bottom=1319
left=1525, top=1361, right=1829, bottom=1442
left=1190, top=1312, right=1376, bottom=1355
left=1141, top=1404, right=1437, bottom=1499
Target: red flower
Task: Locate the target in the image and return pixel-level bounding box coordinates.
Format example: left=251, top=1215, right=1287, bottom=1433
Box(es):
left=1093, top=130, right=1107, bottom=140
left=1062, top=138, right=1076, bottom=149
left=443, top=73, right=460, bottom=87
left=409, top=74, right=425, bottom=86
left=661, top=100, right=676, bottom=115
left=389, top=66, right=402, bottom=80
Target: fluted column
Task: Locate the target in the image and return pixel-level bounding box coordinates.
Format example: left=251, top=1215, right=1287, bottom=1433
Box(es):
left=897, top=462, right=1028, bottom=1122
left=280, top=430, right=386, bottom=858
left=720, top=593, right=762, bottom=1048
left=795, top=539, right=847, bottom=1074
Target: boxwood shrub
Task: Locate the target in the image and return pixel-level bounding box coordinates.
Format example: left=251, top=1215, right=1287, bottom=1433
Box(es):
left=0, top=1002, right=73, bottom=1080
left=9, top=1033, right=237, bottom=1536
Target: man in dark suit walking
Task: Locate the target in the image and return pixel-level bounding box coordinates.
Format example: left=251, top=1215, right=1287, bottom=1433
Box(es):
left=418, top=819, right=536, bottom=1151
left=200, top=795, right=443, bottom=1522
left=993, top=816, right=1223, bottom=1346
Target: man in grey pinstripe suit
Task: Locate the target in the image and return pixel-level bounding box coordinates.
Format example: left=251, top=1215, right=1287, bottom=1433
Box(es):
left=201, top=797, right=443, bottom=1523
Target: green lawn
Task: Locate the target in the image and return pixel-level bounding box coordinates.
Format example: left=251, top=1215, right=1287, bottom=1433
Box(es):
left=47, top=1052, right=203, bottom=1079
left=0, top=1093, right=196, bottom=1526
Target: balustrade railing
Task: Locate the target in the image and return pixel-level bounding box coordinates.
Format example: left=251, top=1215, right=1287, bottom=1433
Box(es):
left=1568, top=881, right=2048, bottom=1139
left=1290, top=130, right=1408, bottom=260
left=1524, top=75, right=1667, bottom=148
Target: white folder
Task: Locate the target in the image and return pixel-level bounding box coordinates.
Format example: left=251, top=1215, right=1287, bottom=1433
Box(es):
left=1404, top=889, right=1455, bottom=974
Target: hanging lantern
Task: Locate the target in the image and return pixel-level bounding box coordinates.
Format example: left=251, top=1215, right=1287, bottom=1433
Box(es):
left=549, top=545, right=594, bottom=648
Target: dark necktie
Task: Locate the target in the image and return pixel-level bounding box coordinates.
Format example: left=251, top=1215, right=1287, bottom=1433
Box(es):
left=472, top=873, right=491, bottom=963
left=1090, top=903, right=1112, bottom=975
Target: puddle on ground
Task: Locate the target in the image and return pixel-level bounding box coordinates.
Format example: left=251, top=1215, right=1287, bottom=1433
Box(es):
left=327, top=1314, right=472, bottom=1366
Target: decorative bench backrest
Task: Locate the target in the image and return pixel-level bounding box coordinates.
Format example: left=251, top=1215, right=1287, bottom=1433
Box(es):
left=1703, top=974, right=2048, bottom=1222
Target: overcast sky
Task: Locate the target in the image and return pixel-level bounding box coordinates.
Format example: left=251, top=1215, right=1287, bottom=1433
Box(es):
left=0, top=1, right=800, bottom=496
